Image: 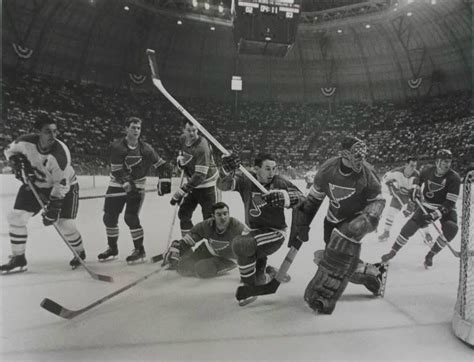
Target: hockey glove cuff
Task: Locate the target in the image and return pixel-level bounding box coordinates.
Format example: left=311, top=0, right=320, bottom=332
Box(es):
left=221, top=153, right=241, bottom=174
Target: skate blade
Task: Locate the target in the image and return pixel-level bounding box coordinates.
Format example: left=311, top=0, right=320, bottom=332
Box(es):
left=71, top=264, right=83, bottom=270
left=98, top=256, right=118, bottom=263
left=1, top=266, right=28, bottom=274
left=238, top=296, right=257, bottom=307
left=126, top=258, right=146, bottom=265
left=424, top=263, right=432, bottom=269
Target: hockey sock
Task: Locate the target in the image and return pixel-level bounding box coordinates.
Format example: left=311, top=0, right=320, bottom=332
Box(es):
left=106, top=226, right=119, bottom=247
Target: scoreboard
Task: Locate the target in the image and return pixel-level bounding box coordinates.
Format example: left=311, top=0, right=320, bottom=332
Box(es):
left=233, top=0, right=301, bottom=56
left=236, top=0, right=301, bottom=19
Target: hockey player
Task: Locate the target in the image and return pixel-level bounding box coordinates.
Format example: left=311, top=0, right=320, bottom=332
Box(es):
left=217, top=153, right=303, bottom=305
left=304, top=167, right=317, bottom=190
left=289, top=136, right=386, bottom=314
left=98, top=117, right=172, bottom=263
left=171, top=120, right=219, bottom=236
left=163, top=202, right=246, bottom=278
left=378, top=158, right=433, bottom=243
left=1, top=113, right=86, bottom=272
left=381, top=149, right=461, bottom=268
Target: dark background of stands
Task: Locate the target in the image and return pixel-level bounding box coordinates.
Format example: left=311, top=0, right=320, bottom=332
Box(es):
left=1, top=0, right=472, bottom=178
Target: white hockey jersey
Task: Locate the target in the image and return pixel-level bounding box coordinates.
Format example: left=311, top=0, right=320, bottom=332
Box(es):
left=4, top=134, right=77, bottom=199
left=382, top=166, right=419, bottom=196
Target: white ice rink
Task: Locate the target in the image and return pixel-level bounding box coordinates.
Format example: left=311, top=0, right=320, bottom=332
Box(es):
left=0, top=175, right=472, bottom=361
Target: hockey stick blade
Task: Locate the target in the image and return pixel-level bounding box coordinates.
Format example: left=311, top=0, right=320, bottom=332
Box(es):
left=41, top=266, right=164, bottom=319
left=236, top=279, right=280, bottom=300
left=41, top=298, right=79, bottom=319
left=150, top=254, right=164, bottom=263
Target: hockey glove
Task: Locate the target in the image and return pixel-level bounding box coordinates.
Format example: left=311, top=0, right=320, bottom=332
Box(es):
left=221, top=153, right=241, bottom=174
left=170, top=185, right=190, bottom=206
left=157, top=178, right=171, bottom=196
left=422, top=208, right=443, bottom=223
left=262, top=190, right=290, bottom=208
left=123, top=181, right=137, bottom=194
left=163, top=240, right=182, bottom=268
left=402, top=209, right=413, bottom=218
left=42, top=197, right=63, bottom=226
left=9, top=154, right=35, bottom=184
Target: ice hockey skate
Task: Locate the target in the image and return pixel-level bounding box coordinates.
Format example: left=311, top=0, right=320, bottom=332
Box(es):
left=70, top=250, right=86, bottom=269
left=374, top=263, right=389, bottom=297
left=98, top=247, right=118, bottom=262
left=424, top=254, right=433, bottom=269
left=126, top=248, right=146, bottom=264
left=0, top=254, right=28, bottom=274
left=381, top=249, right=397, bottom=263
left=378, top=230, right=390, bottom=242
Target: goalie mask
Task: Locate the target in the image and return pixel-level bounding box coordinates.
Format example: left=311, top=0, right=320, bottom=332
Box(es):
left=340, top=136, right=368, bottom=173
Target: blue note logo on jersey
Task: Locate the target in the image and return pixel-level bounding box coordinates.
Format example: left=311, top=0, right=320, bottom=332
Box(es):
left=209, top=239, right=230, bottom=252
left=124, top=156, right=142, bottom=170
left=250, top=192, right=267, bottom=217
left=426, top=180, right=445, bottom=199
left=180, top=151, right=193, bottom=166
left=328, top=183, right=356, bottom=209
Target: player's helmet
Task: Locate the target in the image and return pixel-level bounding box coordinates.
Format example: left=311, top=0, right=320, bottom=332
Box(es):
left=435, top=149, right=452, bottom=160
left=340, top=136, right=367, bottom=173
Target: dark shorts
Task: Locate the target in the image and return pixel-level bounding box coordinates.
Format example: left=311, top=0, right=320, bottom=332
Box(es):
left=14, top=183, right=80, bottom=219
left=103, top=186, right=145, bottom=216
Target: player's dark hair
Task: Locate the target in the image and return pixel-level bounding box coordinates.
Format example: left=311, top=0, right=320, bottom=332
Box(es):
left=34, top=113, right=56, bottom=130
left=406, top=157, right=417, bottom=164
left=125, top=116, right=142, bottom=127
left=182, top=119, right=194, bottom=128
left=212, top=202, right=229, bottom=214
left=254, top=153, right=276, bottom=167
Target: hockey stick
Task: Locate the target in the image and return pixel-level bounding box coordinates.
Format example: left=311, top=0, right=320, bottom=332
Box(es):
left=389, top=186, right=433, bottom=247
left=414, top=198, right=465, bottom=258
left=24, top=173, right=113, bottom=283
left=235, top=241, right=302, bottom=302
left=79, top=189, right=157, bottom=201
left=41, top=255, right=164, bottom=319
left=146, top=49, right=267, bottom=195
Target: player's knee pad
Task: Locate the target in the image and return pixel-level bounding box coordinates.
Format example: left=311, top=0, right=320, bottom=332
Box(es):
left=7, top=209, right=32, bottom=227
left=103, top=212, right=119, bottom=227
left=124, top=213, right=140, bottom=228
left=442, top=220, right=458, bottom=241
left=232, top=235, right=257, bottom=258
left=350, top=262, right=383, bottom=296
left=399, top=219, right=420, bottom=238
left=304, top=229, right=361, bottom=314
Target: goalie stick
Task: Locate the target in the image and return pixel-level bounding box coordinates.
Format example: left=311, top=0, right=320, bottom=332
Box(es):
left=235, top=241, right=301, bottom=303
left=41, top=255, right=164, bottom=319
left=24, top=172, right=113, bottom=283
left=414, top=198, right=473, bottom=258
left=146, top=49, right=268, bottom=195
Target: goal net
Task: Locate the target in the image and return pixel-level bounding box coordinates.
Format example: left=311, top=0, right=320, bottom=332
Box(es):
left=452, top=169, right=474, bottom=347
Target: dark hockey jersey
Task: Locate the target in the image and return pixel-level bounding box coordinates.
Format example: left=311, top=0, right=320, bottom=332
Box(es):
left=218, top=172, right=302, bottom=230
left=109, top=138, right=165, bottom=189
left=179, top=135, right=218, bottom=189
left=182, top=217, right=246, bottom=259
left=418, top=165, right=461, bottom=212
left=308, top=156, right=383, bottom=223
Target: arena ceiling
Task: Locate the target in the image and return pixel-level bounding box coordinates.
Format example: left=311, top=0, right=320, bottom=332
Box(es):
left=2, top=0, right=471, bottom=103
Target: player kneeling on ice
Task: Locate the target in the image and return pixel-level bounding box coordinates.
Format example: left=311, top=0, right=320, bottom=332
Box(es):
left=98, top=117, right=172, bottom=264
left=163, top=202, right=246, bottom=278
left=1, top=113, right=86, bottom=273
left=217, top=153, right=302, bottom=305
left=381, top=149, right=461, bottom=268
left=290, top=136, right=387, bottom=314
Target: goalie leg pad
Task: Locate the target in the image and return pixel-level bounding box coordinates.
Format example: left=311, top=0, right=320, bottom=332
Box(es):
left=304, top=229, right=361, bottom=314
left=350, top=261, right=386, bottom=296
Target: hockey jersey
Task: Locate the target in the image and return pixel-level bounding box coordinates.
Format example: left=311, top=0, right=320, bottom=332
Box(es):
left=182, top=217, right=246, bottom=260
left=109, top=138, right=165, bottom=189
left=218, top=172, right=302, bottom=230
left=179, top=135, right=218, bottom=189
left=418, top=165, right=461, bottom=212
left=382, top=166, right=420, bottom=196
left=4, top=134, right=77, bottom=199
left=309, top=157, right=383, bottom=224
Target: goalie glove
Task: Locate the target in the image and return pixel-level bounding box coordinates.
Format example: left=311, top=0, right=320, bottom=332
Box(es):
left=9, top=154, right=35, bottom=184
left=42, top=197, right=63, bottom=226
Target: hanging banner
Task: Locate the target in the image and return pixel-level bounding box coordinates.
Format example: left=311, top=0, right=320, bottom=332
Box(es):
left=12, top=43, right=33, bottom=59
left=129, top=73, right=146, bottom=85
left=408, top=78, right=422, bottom=89
left=321, top=87, right=336, bottom=97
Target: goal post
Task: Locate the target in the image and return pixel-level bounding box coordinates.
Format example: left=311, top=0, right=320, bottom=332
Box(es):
left=452, top=169, right=474, bottom=347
